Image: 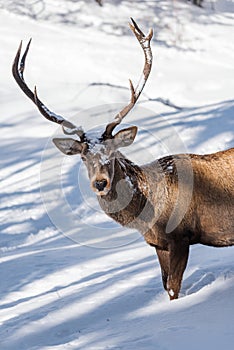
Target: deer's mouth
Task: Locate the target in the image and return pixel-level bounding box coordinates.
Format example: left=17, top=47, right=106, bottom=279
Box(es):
left=95, top=188, right=110, bottom=196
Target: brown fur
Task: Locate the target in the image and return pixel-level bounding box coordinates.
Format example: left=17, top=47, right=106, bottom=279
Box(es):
left=98, top=147, right=234, bottom=299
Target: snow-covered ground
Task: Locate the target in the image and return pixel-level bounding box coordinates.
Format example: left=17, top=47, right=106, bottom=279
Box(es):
left=0, top=1, right=234, bottom=349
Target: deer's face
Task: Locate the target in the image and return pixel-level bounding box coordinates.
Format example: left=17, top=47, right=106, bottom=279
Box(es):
left=53, top=126, right=137, bottom=196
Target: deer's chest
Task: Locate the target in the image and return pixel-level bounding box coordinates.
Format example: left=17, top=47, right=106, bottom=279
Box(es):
left=98, top=188, right=155, bottom=232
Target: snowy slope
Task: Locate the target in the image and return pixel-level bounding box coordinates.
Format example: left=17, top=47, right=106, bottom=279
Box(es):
left=0, top=1, right=234, bottom=349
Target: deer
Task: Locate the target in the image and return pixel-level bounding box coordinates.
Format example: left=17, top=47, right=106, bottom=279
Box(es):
left=12, top=19, right=234, bottom=300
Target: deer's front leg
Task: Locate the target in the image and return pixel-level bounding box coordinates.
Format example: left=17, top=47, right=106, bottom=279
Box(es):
left=167, top=238, right=190, bottom=300
left=155, top=247, right=169, bottom=291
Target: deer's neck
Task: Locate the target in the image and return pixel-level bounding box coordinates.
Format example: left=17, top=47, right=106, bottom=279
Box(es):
left=98, top=153, right=151, bottom=229
left=110, top=152, right=147, bottom=198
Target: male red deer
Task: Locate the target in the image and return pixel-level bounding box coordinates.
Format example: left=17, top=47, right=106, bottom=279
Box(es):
left=12, top=19, right=234, bottom=300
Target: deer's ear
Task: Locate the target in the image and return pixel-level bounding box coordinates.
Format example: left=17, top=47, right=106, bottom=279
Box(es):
left=53, top=138, right=84, bottom=155
left=113, top=126, right=138, bottom=149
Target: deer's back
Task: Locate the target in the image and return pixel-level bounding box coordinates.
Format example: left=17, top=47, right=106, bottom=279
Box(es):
left=144, top=147, right=234, bottom=196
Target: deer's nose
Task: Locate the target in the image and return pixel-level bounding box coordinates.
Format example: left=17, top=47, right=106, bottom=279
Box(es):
left=94, top=179, right=108, bottom=192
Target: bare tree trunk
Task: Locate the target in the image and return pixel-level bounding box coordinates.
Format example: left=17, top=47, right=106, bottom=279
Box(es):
left=192, top=0, right=203, bottom=7
left=95, top=0, right=103, bottom=6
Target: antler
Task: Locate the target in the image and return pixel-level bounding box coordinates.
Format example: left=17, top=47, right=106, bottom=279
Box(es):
left=12, top=39, right=85, bottom=140
left=102, top=18, right=153, bottom=139
left=12, top=19, right=152, bottom=142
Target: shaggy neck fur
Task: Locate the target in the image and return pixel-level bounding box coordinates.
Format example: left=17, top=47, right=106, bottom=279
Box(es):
left=97, top=152, right=152, bottom=229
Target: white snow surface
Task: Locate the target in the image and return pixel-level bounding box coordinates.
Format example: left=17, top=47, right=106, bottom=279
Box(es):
left=0, top=0, right=234, bottom=349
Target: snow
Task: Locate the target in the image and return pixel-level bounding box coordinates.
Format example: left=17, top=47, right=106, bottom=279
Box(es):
left=0, top=0, right=234, bottom=349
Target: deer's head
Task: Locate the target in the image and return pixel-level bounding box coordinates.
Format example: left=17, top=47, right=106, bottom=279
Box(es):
left=12, top=19, right=153, bottom=196
left=53, top=125, right=138, bottom=196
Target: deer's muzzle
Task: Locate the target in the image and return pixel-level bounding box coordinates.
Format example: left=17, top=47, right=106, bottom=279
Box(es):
left=91, top=175, right=111, bottom=196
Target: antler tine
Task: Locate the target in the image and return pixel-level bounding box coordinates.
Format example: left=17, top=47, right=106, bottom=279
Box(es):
left=12, top=40, right=85, bottom=140
left=103, top=18, right=153, bottom=139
